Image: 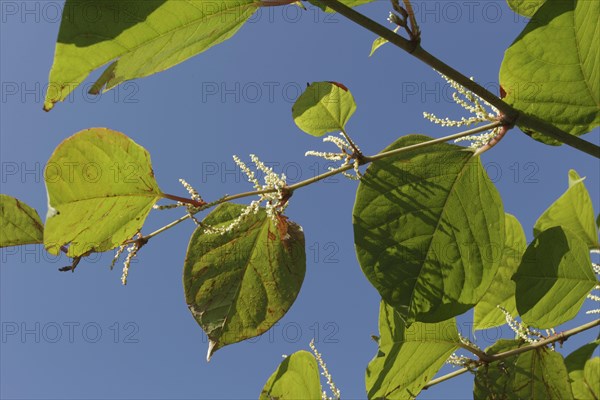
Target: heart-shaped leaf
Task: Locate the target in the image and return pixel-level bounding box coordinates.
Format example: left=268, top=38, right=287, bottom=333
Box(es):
left=259, top=351, right=322, bottom=400
left=353, top=135, right=504, bottom=323
left=184, top=203, right=306, bottom=360
left=292, top=82, right=356, bottom=136
left=0, top=195, right=44, bottom=247
left=44, top=128, right=162, bottom=257
left=500, top=0, right=599, bottom=144
left=513, top=226, right=596, bottom=328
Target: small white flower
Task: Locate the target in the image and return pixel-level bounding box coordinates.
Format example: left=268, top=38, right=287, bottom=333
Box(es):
left=310, top=339, right=341, bottom=400
left=424, top=73, right=501, bottom=150
left=306, top=132, right=363, bottom=180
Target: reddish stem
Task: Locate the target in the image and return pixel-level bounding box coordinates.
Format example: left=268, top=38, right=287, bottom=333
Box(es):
left=161, top=193, right=206, bottom=208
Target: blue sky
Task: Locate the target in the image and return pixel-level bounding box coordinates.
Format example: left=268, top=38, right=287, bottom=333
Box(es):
left=1, top=1, right=599, bottom=399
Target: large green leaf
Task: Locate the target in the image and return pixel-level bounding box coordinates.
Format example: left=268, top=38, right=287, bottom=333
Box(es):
left=565, top=339, right=600, bottom=399
left=499, top=0, right=599, bottom=143
left=366, top=302, right=460, bottom=399
left=184, top=203, right=306, bottom=360
left=474, top=340, right=574, bottom=399
left=44, top=128, right=162, bottom=257
left=513, top=226, right=596, bottom=328
left=474, top=214, right=526, bottom=330
left=506, top=0, right=546, bottom=17
left=292, top=82, right=356, bottom=136
left=353, top=135, right=504, bottom=323
left=0, top=195, right=44, bottom=247
left=534, top=170, right=598, bottom=249
left=259, top=351, right=322, bottom=400
left=44, top=0, right=258, bottom=111
left=584, top=358, right=600, bottom=399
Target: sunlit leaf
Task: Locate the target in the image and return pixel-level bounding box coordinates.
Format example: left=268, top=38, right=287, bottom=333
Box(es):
left=366, top=301, right=460, bottom=399
left=474, top=340, right=573, bottom=399
left=369, top=27, right=400, bottom=57
left=506, top=0, right=546, bottom=17
left=353, top=135, right=504, bottom=323
left=0, top=195, right=44, bottom=247
left=499, top=0, right=599, bottom=144
left=584, top=358, right=600, bottom=399
left=565, top=339, right=600, bottom=399
left=292, top=81, right=356, bottom=136
left=44, top=128, right=162, bottom=257
left=184, top=203, right=306, bottom=360
left=534, top=169, right=598, bottom=249
left=44, top=0, right=258, bottom=110
left=259, top=351, right=322, bottom=400
left=474, top=214, right=526, bottom=330
left=513, top=226, right=596, bottom=328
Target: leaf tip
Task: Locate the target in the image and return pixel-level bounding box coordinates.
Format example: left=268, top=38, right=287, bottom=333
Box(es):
left=207, top=340, right=218, bottom=362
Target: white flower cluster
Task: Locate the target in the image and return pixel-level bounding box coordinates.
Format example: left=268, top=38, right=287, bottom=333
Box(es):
left=305, top=132, right=362, bottom=180
left=424, top=73, right=501, bottom=149
left=179, top=178, right=203, bottom=203
left=498, top=306, right=546, bottom=345
left=203, top=155, right=288, bottom=235
left=110, top=234, right=144, bottom=286
left=309, top=339, right=341, bottom=400
left=586, top=283, right=600, bottom=315
left=447, top=353, right=473, bottom=367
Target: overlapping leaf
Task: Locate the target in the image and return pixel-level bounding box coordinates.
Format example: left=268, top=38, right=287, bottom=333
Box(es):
left=44, top=0, right=258, bottom=110
left=44, top=128, right=162, bottom=257
left=565, top=339, right=600, bottom=399
left=513, top=226, right=596, bottom=328
left=474, top=339, right=574, bottom=399
left=184, top=203, right=306, bottom=360
left=259, top=351, right=321, bottom=400
left=506, top=0, right=546, bottom=17
left=292, top=82, right=356, bottom=136
left=474, top=214, right=526, bottom=330
left=366, top=302, right=460, bottom=399
left=0, top=195, right=44, bottom=247
left=534, top=170, right=598, bottom=249
left=500, top=0, right=600, bottom=144
left=353, top=135, right=504, bottom=323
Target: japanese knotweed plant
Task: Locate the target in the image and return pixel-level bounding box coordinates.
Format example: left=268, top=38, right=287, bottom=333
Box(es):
left=1, top=0, right=599, bottom=398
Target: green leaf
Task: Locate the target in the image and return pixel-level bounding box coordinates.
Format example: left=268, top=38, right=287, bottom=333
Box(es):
left=584, top=358, right=600, bottom=399
left=499, top=0, right=599, bottom=143
left=44, top=128, right=162, bottom=257
left=353, top=135, right=504, bottom=323
left=369, top=27, right=400, bottom=57
left=473, top=339, right=523, bottom=399
left=534, top=170, right=599, bottom=249
left=0, top=195, right=44, bottom=247
left=506, top=0, right=546, bottom=17
left=366, top=301, right=460, bottom=399
left=565, top=340, right=600, bottom=399
left=259, top=351, right=322, bottom=400
left=474, top=214, right=526, bottom=330
left=292, top=82, right=356, bottom=137
left=513, top=226, right=596, bottom=329
left=44, top=0, right=257, bottom=111
left=475, top=340, right=574, bottom=399
left=184, top=203, right=306, bottom=360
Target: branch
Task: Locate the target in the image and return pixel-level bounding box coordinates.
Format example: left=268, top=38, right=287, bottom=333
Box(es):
left=423, top=318, right=600, bottom=391
left=315, top=0, right=600, bottom=159
left=140, top=122, right=501, bottom=242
